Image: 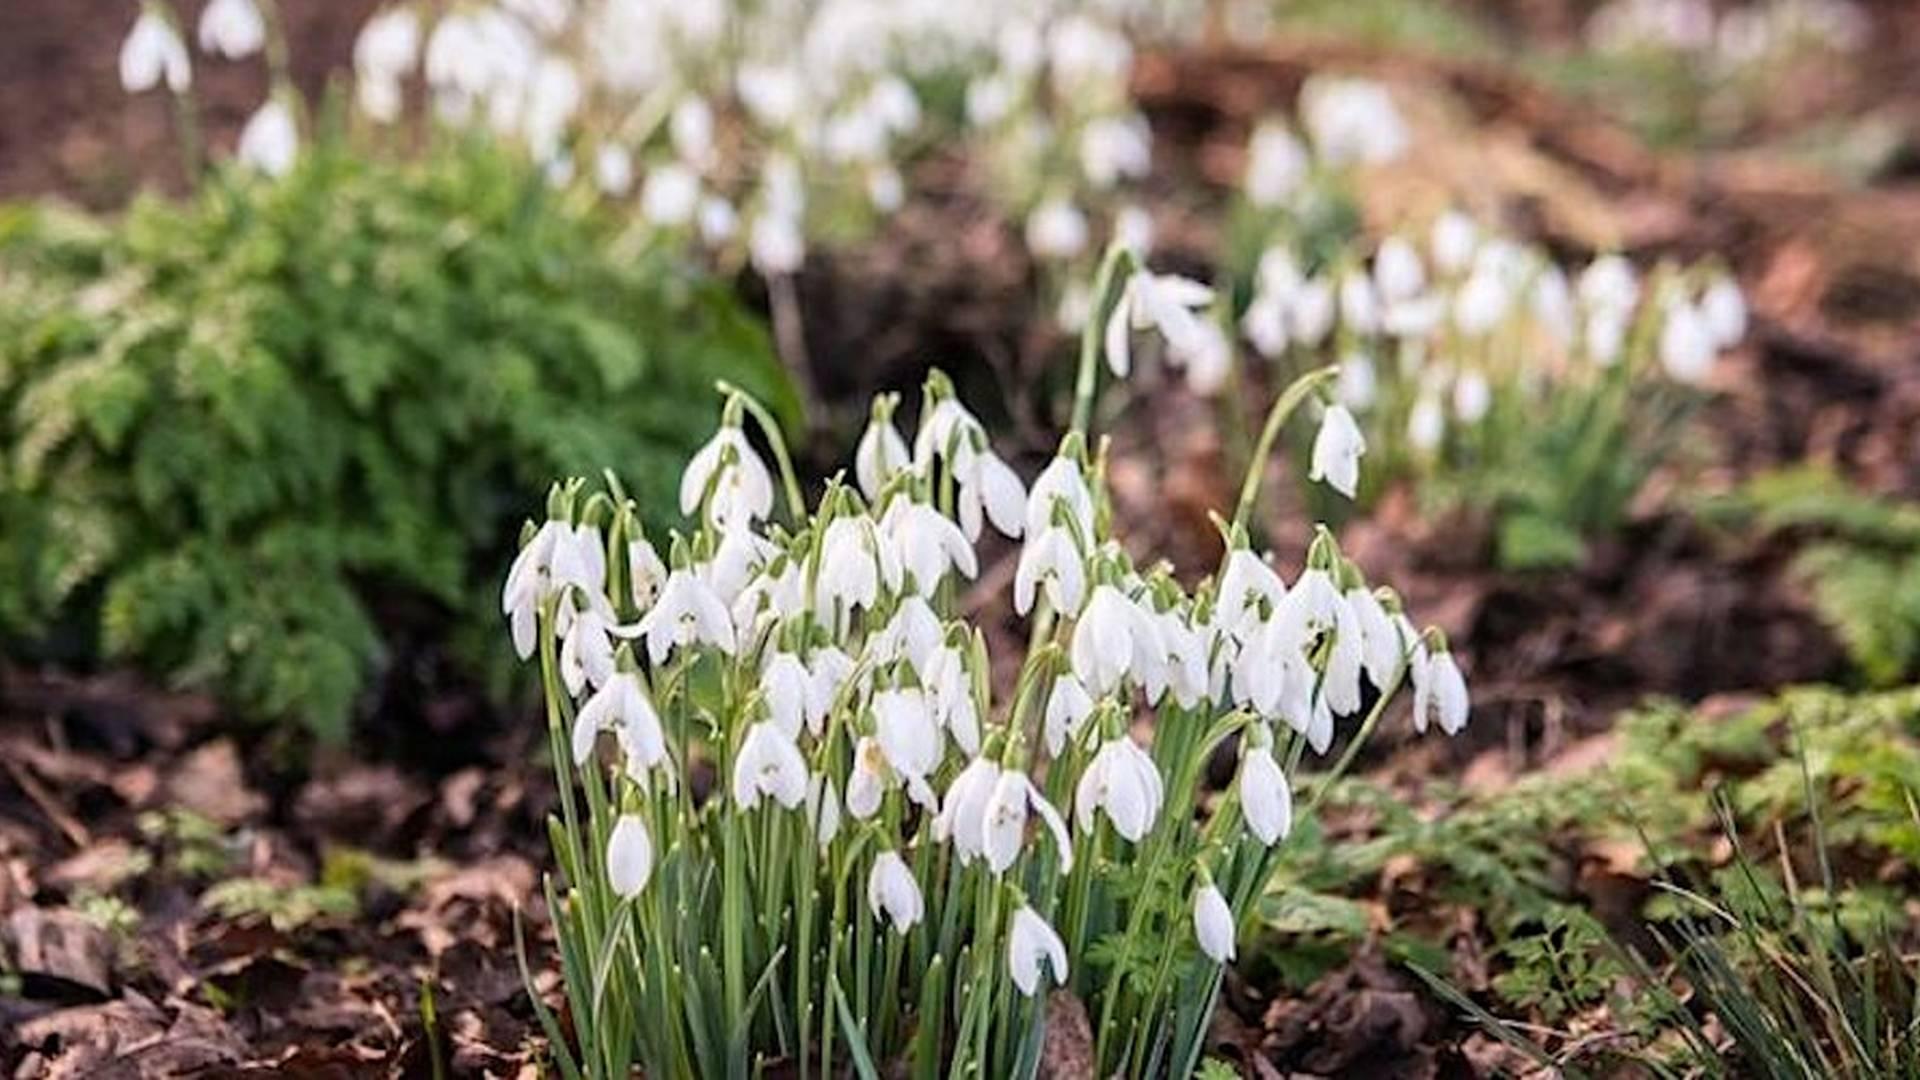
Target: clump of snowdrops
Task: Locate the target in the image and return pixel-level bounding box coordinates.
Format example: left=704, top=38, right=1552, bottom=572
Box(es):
left=505, top=247, right=1468, bottom=1078
left=118, top=0, right=302, bottom=180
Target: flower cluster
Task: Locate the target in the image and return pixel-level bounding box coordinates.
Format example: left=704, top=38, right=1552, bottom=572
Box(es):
left=118, top=0, right=301, bottom=178
left=510, top=253, right=1466, bottom=1076
left=1585, top=0, right=1866, bottom=67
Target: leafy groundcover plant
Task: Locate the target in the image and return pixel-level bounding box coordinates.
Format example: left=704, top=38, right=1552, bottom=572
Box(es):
left=0, top=135, right=795, bottom=740
left=507, top=247, right=1470, bottom=1077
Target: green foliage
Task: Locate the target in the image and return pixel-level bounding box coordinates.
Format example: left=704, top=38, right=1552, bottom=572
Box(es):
left=201, top=876, right=360, bottom=932
left=0, top=139, right=794, bottom=739
left=1705, top=467, right=1920, bottom=686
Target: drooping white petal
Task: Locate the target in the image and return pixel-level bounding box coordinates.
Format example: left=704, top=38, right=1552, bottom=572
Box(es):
left=607, top=814, right=654, bottom=898
left=1193, top=883, right=1236, bottom=963
left=1237, top=742, right=1292, bottom=846
left=1007, top=905, right=1068, bottom=996
left=1309, top=404, right=1366, bottom=499
left=866, top=851, right=924, bottom=933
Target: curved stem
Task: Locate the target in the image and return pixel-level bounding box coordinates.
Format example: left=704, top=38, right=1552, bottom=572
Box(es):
left=1069, top=244, right=1137, bottom=441
left=717, top=379, right=807, bottom=522
left=1230, top=365, right=1340, bottom=534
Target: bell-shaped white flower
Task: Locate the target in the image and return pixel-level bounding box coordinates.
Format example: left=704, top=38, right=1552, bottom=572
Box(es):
left=1338, top=269, right=1381, bottom=335
left=873, top=688, right=943, bottom=805
left=953, top=444, right=1026, bottom=543
left=1309, top=404, right=1366, bottom=499
left=1026, top=197, right=1089, bottom=260
left=1025, top=457, right=1095, bottom=540
left=642, top=162, right=702, bottom=227
left=701, top=527, right=777, bottom=606
left=1431, top=211, right=1478, bottom=274
left=680, top=425, right=774, bottom=524
left=855, top=410, right=910, bottom=501
left=804, top=646, right=856, bottom=732
left=1105, top=269, right=1216, bottom=379
left=1300, top=75, right=1407, bottom=166
left=670, top=96, right=716, bottom=168
left=502, top=520, right=564, bottom=658
left=638, top=570, right=736, bottom=665
left=594, top=144, right=633, bottom=196
left=763, top=652, right=811, bottom=738
left=1237, top=739, right=1292, bottom=845
left=732, top=721, right=809, bottom=810
left=806, top=775, right=842, bottom=848
left=1070, top=585, right=1161, bottom=696
left=607, top=814, right=654, bottom=898
left=1215, top=549, right=1288, bottom=642
left=1155, top=611, right=1210, bottom=709
left=982, top=768, right=1074, bottom=874
left=866, top=851, right=924, bottom=933
left=1346, top=586, right=1403, bottom=690
left=1244, top=120, right=1308, bottom=207
left=699, top=196, right=738, bottom=246
left=874, top=595, right=943, bottom=677
left=1453, top=370, right=1492, bottom=423
left=628, top=538, right=668, bottom=613
left=1043, top=674, right=1096, bottom=756
left=1007, top=905, right=1069, bottom=996
left=1288, top=277, right=1337, bottom=349
left=1413, top=648, right=1470, bottom=735
left=1015, top=526, right=1085, bottom=617
left=198, top=0, right=265, bottom=59
left=560, top=605, right=621, bottom=697
left=1701, top=276, right=1747, bottom=348
left=815, top=515, right=895, bottom=624
left=121, top=10, right=192, bottom=93
left=1579, top=255, right=1640, bottom=315
left=883, top=499, right=977, bottom=594
left=922, top=645, right=981, bottom=757
left=1074, top=734, right=1164, bottom=842
left=573, top=671, right=665, bottom=771
left=934, top=755, right=1000, bottom=861
left=1659, top=300, right=1716, bottom=384
left=1373, top=237, right=1426, bottom=303
left=1192, top=882, right=1236, bottom=963
left=1242, top=290, right=1290, bottom=360
left=1323, top=595, right=1365, bottom=716
left=1454, top=271, right=1512, bottom=336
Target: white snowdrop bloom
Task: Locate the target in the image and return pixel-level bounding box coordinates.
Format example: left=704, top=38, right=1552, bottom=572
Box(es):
left=1026, top=198, right=1090, bottom=260
left=1454, top=270, right=1513, bottom=336
left=1277, top=567, right=1345, bottom=642
left=1193, top=883, right=1236, bottom=963
left=641, top=162, right=701, bottom=227
left=1079, top=114, right=1152, bottom=189
left=1300, top=75, right=1407, bottom=166
left=983, top=768, right=1073, bottom=873
left=638, top=570, right=736, bottom=664
left=1338, top=269, right=1381, bottom=334
left=1259, top=247, right=1306, bottom=297
left=559, top=604, right=623, bottom=697
left=1015, top=526, right=1086, bottom=617
left=1322, top=594, right=1366, bottom=716
left=573, top=672, right=665, bottom=770
left=1383, top=293, right=1445, bottom=338
left=697, top=196, right=738, bottom=246
left=1374, top=236, right=1426, bottom=302
left=504, top=0, right=569, bottom=35
left=1156, top=610, right=1211, bottom=709
left=354, top=7, right=419, bottom=86
left=1237, top=740, right=1292, bottom=845
left=1171, top=320, right=1233, bottom=397
left=733, top=721, right=810, bottom=810
left=1047, top=14, right=1132, bottom=89
left=1337, top=352, right=1378, bottom=409
left=1579, top=254, right=1640, bottom=315
left=763, top=652, right=811, bottom=738
left=680, top=425, right=774, bottom=523
left=1453, top=370, right=1492, bottom=423
left=964, top=73, right=1018, bottom=127
left=1075, top=734, right=1164, bottom=842
left=1070, top=585, right=1161, bottom=696
left=874, top=688, right=943, bottom=805
left=882, top=499, right=977, bottom=594
left=607, top=814, right=654, bottom=898
left=1007, top=904, right=1068, bottom=996
left=121, top=9, right=192, bottom=93
left=1585, top=309, right=1629, bottom=367
left=1288, top=277, right=1337, bottom=349
left=1242, top=292, right=1289, bottom=360
left=1043, top=674, right=1096, bottom=757
left=736, top=63, right=804, bottom=127
left=804, top=646, right=856, bottom=730
left=854, top=410, right=910, bottom=501
left=1215, top=549, right=1288, bottom=641
left=357, top=74, right=403, bottom=124
left=1309, top=404, right=1366, bottom=499
left=1659, top=299, right=1716, bottom=383
left=1114, top=203, right=1155, bottom=257
left=1407, top=395, right=1445, bottom=453
left=815, top=515, right=890, bottom=621
left=1346, top=586, right=1403, bottom=690
left=669, top=96, right=716, bottom=169
left=1025, top=456, right=1095, bottom=540
left=867, top=167, right=905, bottom=213
left=502, top=520, right=563, bottom=658
left=701, top=527, right=777, bottom=605
left=522, top=57, right=583, bottom=160
left=846, top=736, right=889, bottom=819
left=922, top=644, right=981, bottom=757
left=870, top=76, right=920, bottom=133
left=806, top=774, right=842, bottom=848
left=595, top=144, right=634, bottom=197
left=628, top=537, right=668, bottom=613
left=866, top=851, right=924, bottom=933
left=1244, top=120, right=1309, bottom=207
left=1701, top=275, right=1747, bottom=348
left=1531, top=266, right=1577, bottom=343
left=1412, top=648, right=1470, bottom=735
left=198, top=0, right=265, bottom=59
left=874, top=595, right=943, bottom=676
left=950, top=441, right=1026, bottom=543
left=1104, top=269, right=1216, bottom=378
left=1430, top=211, right=1478, bottom=274
left=934, top=755, right=1000, bottom=861
left=750, top=212, right=806, bottom=275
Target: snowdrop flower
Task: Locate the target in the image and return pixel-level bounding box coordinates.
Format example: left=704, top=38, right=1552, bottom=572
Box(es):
left=947, top=438, right=1026, bottom=543
left=1171, top=321, right=1233, bottom=396
left=1007, top=905, right=1068, bottom=996
left=1374, top=237, right=1426, bottom=302
left=816, top=516, right=892, bottom=621
left=873, top=689, right=943, bottom=806
left=964, top=73, right=1018, bottom=127
left=1585, top=309, right=1629, bottom=366
left=804, top=646, right=856, bottom=727
left=854, top=405, right=910, bottom=501
left=1288, top=277, right=1337, bottom=349
left=595, top=144, right=634, bottom=197
left=1236, top=738, right=1292, bottom=845
left=1431, top=211, right=1478, bottom=274
left=1015, top=526, right=1086, bottom=616
left=882, top=499, right=977, bottom=593
left=560, top=605, right=621, bottom=696
left=698, top=196, right=738, bottom=246
left=736, top=63, right=803, bottom=127
left=732, top=721, right=810, bottom=810
left=680, top=424, right=774, bottom=523
left=1701, top=275, right=1747, bottom=347
left=1192, top=882, right=1236, bottom=963
left=1043, top=674, right=1096, bottom=756
left=934, top=755, right=1000, bottom=860
left=874, top=595, right=942, bottom=676
left=1242, top=291, right=1289, bottom=359
left=638, top=570, right=736, bottom=664
left=1215, top=549, right=1288, bottom=641
left=1346, top=586, right=1403, bottom=690
left=1244, top=120, right=1309, bottom=207
left=1075, top=735, right=1164, bottom=842
left=866, top=851, right=923, bottom=933
left=1531, top=266, right=1577, bottom=343
left=1412, top=645, right=1470, bottom=735
left=1025, top=456, right=1095, bottom=540
left=121, top=9, right=192, bottom=93
left=353, top=7, right=418, bottom=122
left=867, top=167, right=904, bottom=212
left=574, top=672, right=665, bottom=771
left=1300, top=76, right=1407, bottom=166
left=1408, top=395, right=1445, bottom=453
left=1155, top=611, right=1210, bottom=709
left=922, top=645, right=981, bottom=757
left=1659, top=299, right=1716, bottom=383
left=1070, top=585, right=1162, bottom=696
left=1026, top=198, right=1089, bottom=260
left=1079, top=114, right=1152, bottom=189
left=670, top=96, right=716, bottom=168
left=750, top=213, right=806, bottom=275
left=607, top=814, right=654, bottom=897
left=238, top=98, right=299, bottom=178
left=198, top=0, right=265, bottom=59
left=982, top=768, right=1073, bottom=873
left=1453, top=370, right=1492, bottom=423
left=628, top=537, right=667, bottom=613
left=763, top=652, right=812, bottom=738
left=1309, top=404, right=1366, bottom=498
left=1338, top=270, right=1381, bottom=334
left=702, top=527, right=777, bottom=605
left=806, top=775, right=842, bottom=848
left=1105, top=269, right=1216, bottom=378
left=1579, top=254, right=1640, bottom=315
left=1454, top=271, right=1512, bottom=336
left=642, top=163, right=701, bottom=227
left=1337, top=353, right=1378, bottom=409
left=1114, top=204, right=1155, bottom=257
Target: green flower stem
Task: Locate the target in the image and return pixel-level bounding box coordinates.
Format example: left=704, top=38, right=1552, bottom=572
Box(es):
left=1069, top=244, right=1138, bottom=441
left=1231, top=364, right=1340, bottom=534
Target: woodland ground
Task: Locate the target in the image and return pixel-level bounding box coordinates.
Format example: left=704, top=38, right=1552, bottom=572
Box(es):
left=2, top=1, right=1919, bottom=1077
